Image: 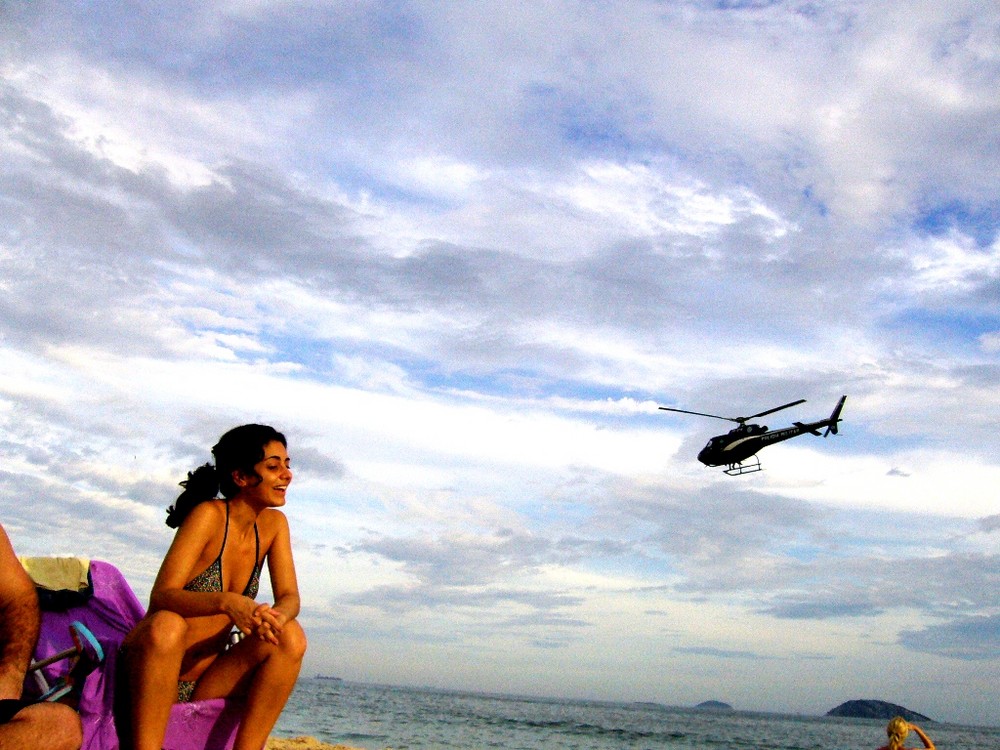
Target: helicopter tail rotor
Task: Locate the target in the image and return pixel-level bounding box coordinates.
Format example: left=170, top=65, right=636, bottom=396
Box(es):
left=823, top=395, right=847, bottom=437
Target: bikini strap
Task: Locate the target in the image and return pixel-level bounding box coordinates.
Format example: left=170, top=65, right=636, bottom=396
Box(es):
left=218, top=500, right=231, bottom=580
left=222, top=501, right=231, bottom=546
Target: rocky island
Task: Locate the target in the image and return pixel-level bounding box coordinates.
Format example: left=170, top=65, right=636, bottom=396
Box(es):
left=695, top=700, right=733, bottom=711
left=826, top=699, right=932, bottom=722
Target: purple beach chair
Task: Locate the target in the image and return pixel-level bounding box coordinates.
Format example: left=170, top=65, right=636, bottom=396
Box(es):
left=25, top=558, right=245, bottom=750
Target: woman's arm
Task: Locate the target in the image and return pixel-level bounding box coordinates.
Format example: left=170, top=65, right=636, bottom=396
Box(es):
left=148, top=503, right=261, bottom=633
left=908, top=723, right=935, bottom=749
left=264, top=511, right=300, bottom=620
left=249, top=511, right=300, bottom=642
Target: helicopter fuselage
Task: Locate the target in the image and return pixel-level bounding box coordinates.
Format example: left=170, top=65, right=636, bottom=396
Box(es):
left=697, top=420, right=828, bottom=467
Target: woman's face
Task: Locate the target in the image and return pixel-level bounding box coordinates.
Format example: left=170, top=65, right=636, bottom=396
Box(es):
left=237, top=440, right=292, bottom=507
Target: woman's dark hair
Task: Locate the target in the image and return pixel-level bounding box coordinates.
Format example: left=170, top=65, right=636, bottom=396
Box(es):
left=166, top=424, right=287, bottom=528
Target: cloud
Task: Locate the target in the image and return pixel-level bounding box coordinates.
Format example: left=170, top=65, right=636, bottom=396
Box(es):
left=980, top=515, right=1000, bottom=534
left=354, top=529, right=555, bottom=587
left=761, top=597, right=886, bottom=621
left=289, top=445, right=346, bottom=481
left=672, top=646, right=776, bottom=661
left=899, top=614, right=1000, bottom=661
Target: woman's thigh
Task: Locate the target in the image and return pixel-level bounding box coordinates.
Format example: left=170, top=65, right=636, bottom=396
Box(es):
left=190, top=621, right=306, bottom=701
left=188, top=633, right=273, bottom=700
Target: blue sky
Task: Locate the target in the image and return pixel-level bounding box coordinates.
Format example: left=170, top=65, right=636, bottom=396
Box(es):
left=2, top=0, right=999, bottom=726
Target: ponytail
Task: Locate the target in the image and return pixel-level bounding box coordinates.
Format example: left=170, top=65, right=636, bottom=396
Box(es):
left=886, top=717, right=909, bottom=750
left=166, top=463, right=219, bottom=528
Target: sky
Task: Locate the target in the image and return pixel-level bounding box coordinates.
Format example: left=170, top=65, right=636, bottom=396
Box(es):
left=1, top=0, right=999, bottom=727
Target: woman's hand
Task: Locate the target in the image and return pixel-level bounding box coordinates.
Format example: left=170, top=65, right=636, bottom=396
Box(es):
left=221, top=592, right=264, bottom=636
left=250, top=603, right=287, bottom=645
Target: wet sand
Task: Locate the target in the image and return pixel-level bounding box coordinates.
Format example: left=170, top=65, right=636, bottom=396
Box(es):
left=266, top=737, right=369, bottom=750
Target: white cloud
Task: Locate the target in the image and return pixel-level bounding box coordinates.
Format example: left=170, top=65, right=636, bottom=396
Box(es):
left=554, top=162, right=759, bottom=238
left=980, top=331, right=1000, bottom=353
left=761, top=444, right=1000, bottom=518
left=397, top=155, right=484, bottom=196
left=907, top=234, right=1000, bottom=292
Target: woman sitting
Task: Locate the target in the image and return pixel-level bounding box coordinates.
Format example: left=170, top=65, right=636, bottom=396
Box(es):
left=120, top=424, right=307, bottom=750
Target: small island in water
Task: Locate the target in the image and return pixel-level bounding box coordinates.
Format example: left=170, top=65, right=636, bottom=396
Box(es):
left=694, top=700, right=733, bottom=711
left=826, top=699, right=932, bottom=722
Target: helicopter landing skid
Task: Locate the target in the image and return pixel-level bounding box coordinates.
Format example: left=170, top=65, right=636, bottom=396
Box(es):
left=724, top=456, right=761, bottom=476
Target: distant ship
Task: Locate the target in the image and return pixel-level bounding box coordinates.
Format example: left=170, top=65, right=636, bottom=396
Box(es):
left=314, top=674, right=343, bottom=681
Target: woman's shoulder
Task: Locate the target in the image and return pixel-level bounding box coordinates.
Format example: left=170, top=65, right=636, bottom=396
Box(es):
left=258, top=508, right=289, bottom=531
left=257, top=508, right=289, bottom=548
left=182, top=498, right=228, bottom=527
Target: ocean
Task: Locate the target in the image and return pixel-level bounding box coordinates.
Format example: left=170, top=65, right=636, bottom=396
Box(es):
left=273, top=678, right=998, bottom=750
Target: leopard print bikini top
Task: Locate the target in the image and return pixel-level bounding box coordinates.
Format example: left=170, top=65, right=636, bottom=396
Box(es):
left=183, top=502, right=260, bottom=598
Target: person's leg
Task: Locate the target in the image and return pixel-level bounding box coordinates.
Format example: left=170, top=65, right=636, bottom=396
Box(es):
left=119, top=611, right=190, bottom=750
left=0, top=701, right=83, bottom=750
left=191, top=620, right=307, bottom=750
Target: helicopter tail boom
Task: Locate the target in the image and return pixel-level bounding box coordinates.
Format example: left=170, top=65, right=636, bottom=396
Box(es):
left=794, top=422, right=823, bottom=436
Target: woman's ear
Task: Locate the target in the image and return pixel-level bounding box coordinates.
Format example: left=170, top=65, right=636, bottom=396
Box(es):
left=231, top=468, right=262, bottom=489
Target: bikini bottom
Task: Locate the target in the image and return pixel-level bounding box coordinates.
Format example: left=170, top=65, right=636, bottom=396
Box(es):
left=177, top=680, right=197, bottom=703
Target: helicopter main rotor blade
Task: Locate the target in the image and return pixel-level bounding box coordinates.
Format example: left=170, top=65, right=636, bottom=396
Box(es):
left=746, top=399, right=806, bottom=421
left=657, top=406, right=740, bottom=423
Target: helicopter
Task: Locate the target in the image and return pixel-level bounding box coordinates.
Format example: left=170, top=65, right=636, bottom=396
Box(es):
left=658, top=395, right=847, bottom=475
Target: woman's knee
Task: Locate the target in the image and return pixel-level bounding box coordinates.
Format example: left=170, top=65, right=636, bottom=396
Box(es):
left=279, top=620, right=307, bottom=661
left=135, top=610, right=189, bottom=654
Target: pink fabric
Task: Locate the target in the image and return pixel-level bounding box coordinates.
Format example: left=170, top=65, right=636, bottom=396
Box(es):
left=163, top=698, right=243, bottom=750
left=31, top=560, right=243, bottom=750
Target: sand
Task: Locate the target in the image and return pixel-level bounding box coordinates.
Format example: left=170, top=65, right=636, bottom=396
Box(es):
left=265, top=737, right=372, bottom=750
